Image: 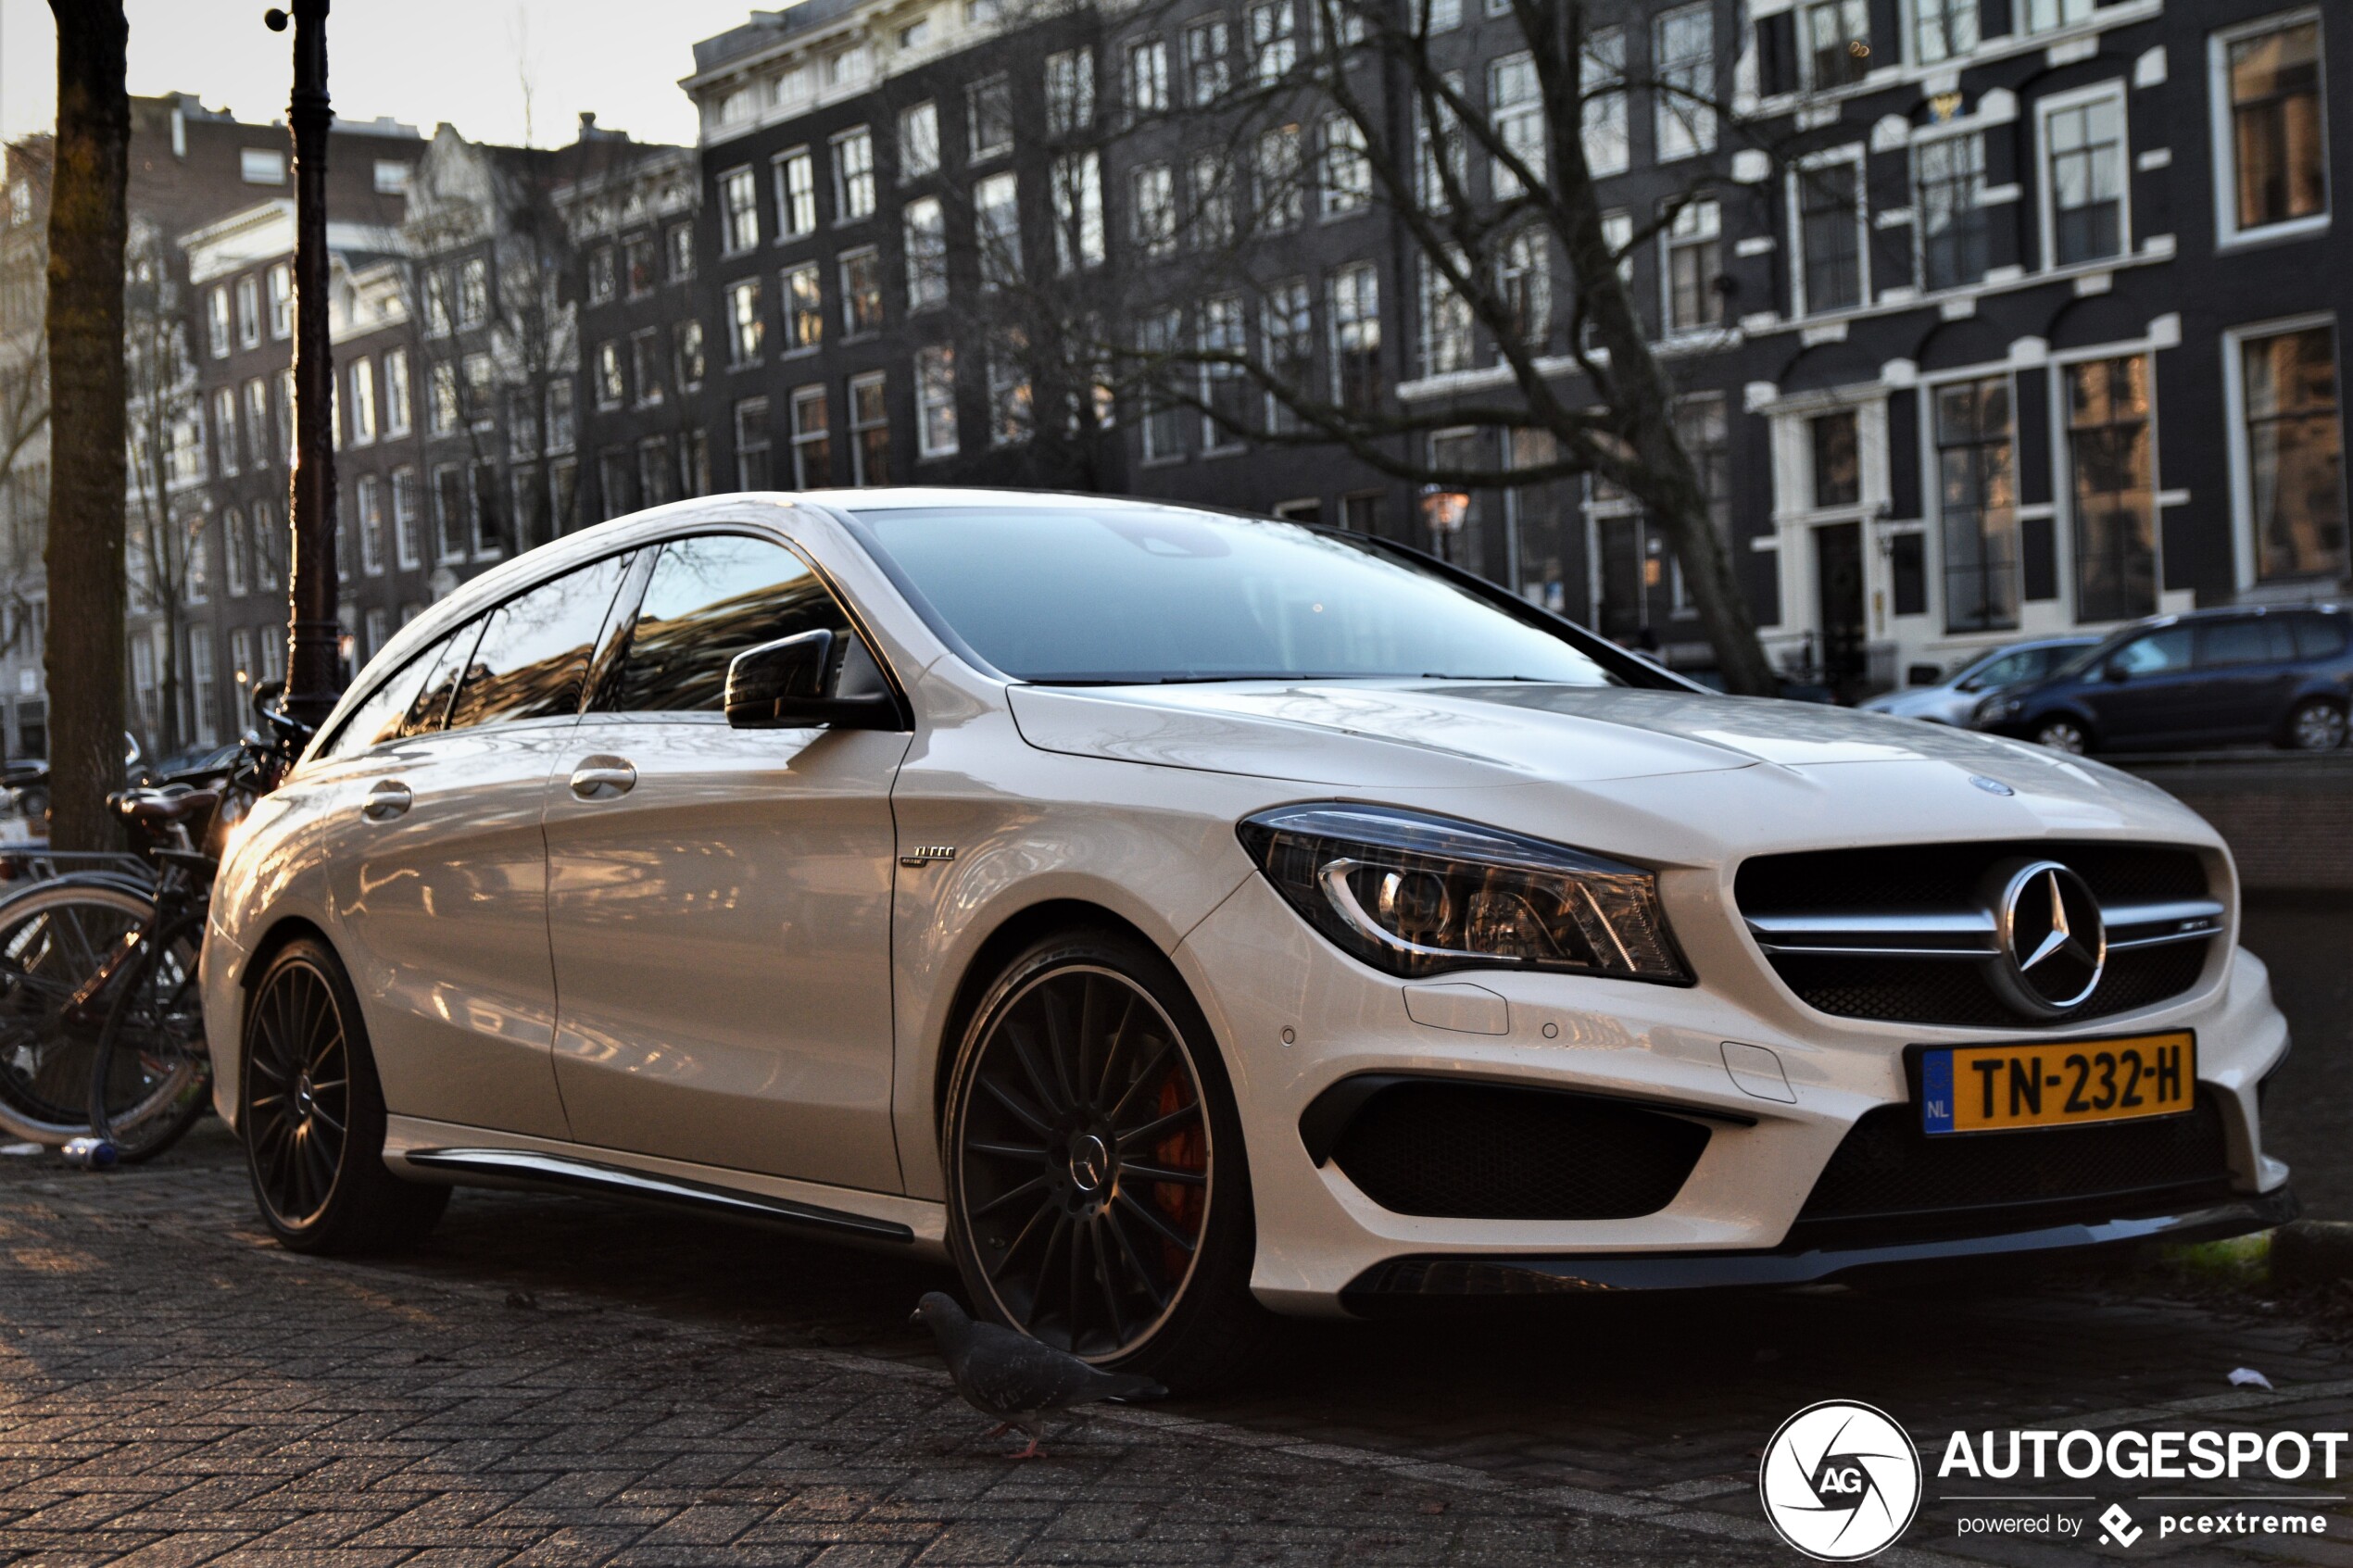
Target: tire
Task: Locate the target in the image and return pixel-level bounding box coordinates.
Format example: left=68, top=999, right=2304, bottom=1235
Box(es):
left=2283, top=698, right=2347, bottom=752
left=941, top=927, right=1277, bottom=1393
left=2032, top=717, right=2089, bottom=754
left=241, top=935, right=447, bottom=1253
left=86, top=910, right=211, bottom=1163
left=0, top=880, right=157, bottom=1145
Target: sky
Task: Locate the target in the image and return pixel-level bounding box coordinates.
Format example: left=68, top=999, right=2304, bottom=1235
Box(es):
left=0, top=0, right=761, bottom=151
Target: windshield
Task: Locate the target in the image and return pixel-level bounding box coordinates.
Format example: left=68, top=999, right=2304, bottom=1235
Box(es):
left=853, top=505, right=1628, bottom=686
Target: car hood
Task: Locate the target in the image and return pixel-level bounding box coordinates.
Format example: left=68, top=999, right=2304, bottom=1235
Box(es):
left=1005, top=680, right=2167, bottom=801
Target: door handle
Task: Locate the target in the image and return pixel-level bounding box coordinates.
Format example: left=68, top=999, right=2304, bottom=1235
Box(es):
left=361, top=779, right=411, bottom=822
left=569, top=759, right=637, bottom=800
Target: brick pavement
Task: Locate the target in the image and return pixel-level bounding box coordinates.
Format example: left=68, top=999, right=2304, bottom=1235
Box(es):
left=4, top=1125, right=2352, bottom=1565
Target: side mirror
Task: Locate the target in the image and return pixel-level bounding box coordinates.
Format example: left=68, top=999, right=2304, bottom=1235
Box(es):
left=724, top=628, right=903, bottom=731
left=2103, top=658, right=2132, bottom=684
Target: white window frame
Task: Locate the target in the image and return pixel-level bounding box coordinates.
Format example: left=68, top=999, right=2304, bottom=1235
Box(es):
left=2035, top=81, right=2132, bottom=273
left=1905, top=0, right=1981, bottom=67
left=1581, top=29, right=1629, bottom=178
left=1652, top=3, right=1717, bottom=163
left=2221, top=309, right=2344, bottom=591
left=832, top=127, right=876, bottom=223
left=915, top=344, right=959, bottom=458
left=1910, top=125, right=1990, bottom=294
left=774, top=148, right=817, bottom=239
left=720, top=166, right=760, bottom=256
left=848, top=370, right=889, bottom=485
left=2208, top=7, right=2330, bottom=251
left=1785, top=144, right=1870, bottom=318
left=898, top=101, right=940, bottom=183
left=2047, top=341, right=2165, bottom=628
left=1658, top=198, right=1722, bottom=338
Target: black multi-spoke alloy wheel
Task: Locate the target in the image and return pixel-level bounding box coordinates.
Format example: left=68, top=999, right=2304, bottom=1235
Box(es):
left=944, top=929, right=1274, bottom=1392
left=241, top=936, right=447, bottom=1253
left=87, top=910, right=210, bottom=1162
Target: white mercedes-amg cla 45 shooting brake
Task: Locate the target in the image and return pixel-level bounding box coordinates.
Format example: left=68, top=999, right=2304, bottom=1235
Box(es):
left=205, top=491, right=2295, bottom=1387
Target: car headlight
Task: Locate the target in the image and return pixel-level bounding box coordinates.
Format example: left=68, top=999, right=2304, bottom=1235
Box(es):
left=1236, top=804, right=1691, bottom=985
left=1971, top=694, right=2022, bottom=725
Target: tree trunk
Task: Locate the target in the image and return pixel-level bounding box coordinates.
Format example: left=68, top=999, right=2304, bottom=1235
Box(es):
left=42, top=1, right=130, bottom=847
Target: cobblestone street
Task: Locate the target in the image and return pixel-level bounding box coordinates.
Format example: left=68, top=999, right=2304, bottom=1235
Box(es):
left=4, top=1122, right=2351, bottom=1567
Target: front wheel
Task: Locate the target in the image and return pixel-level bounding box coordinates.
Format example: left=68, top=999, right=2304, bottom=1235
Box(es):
left=2284, top=698, right=2347, bottom=752
left=2032, top=718, right=2089, bottom=754
left=941, top=929, right=1275, bottom=1393
left=242, top=936, right=447, bottom=1253
left=0, top=879, right=157, bottom=1145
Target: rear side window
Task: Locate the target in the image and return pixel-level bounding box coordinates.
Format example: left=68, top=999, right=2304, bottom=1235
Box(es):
left=446, top=554, right=634, bottom=733
left=319, top=631, right=458, bottom=760
left=2292, top=614, right=2350, bottom=659
left=604, top=534, right=852, bottom=713
left=2196, top=618, right=2293, bottom=667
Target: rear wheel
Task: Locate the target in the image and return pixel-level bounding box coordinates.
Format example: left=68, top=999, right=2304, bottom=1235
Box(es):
left=2032, top=718, right=2089, bottom=754
left=0, top=880, right=155, bottom=1145
left=2284, top=698, right=2347, bottom=752
left=241, top=936, right=447, bottom=1253
left=942, top=929, right=1275, bottom=1393
left=87, top=911, right=210, bottom=1163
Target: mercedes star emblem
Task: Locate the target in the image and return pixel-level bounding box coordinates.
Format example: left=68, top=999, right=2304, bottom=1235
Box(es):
left=1985, top=859, right=2108, bottom=1016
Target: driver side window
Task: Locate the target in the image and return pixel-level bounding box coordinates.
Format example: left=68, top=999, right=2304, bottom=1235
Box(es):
left=602, top=533, right=855, bottom=714
left=2115, top=628, right=2194, bottom=675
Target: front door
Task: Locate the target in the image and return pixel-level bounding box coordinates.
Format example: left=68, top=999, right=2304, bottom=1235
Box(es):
left=2082, top=625, right=2199, bottom=746
left=1814, top=523, right=1868, bottom=700
left=546, top=532, right=910, bottom=1194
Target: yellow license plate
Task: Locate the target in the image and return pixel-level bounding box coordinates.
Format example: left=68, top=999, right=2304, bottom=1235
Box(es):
left=1920, top=1032, right=2195, bottom=1135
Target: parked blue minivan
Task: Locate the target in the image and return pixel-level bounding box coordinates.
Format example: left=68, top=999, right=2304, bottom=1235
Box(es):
left=1969, top=606, right=2351, bottom=754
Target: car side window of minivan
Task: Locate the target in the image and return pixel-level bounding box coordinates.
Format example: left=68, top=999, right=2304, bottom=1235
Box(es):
left=317, top=630, right=460, bottom=761
left=2113, top=628, right=2194, bottom=675
left=2292, top=614, right=2349, bottom=660
left=2197, top=618, right=2292, bottom=668
left=444, top=553, right=635, bottom=733
left=602, top=534, right=854, bottom=714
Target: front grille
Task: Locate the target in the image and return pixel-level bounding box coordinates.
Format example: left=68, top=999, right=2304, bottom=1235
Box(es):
left=1735, top=840, right=2215, bottom=1027
left=1791, top=1090, right=2233, bottom=1247
left=1327, top=1082, right=1709, bottom=1222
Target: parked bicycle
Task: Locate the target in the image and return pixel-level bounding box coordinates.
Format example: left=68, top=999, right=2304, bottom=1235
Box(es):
left=0, top=686, right=311, bottom=1159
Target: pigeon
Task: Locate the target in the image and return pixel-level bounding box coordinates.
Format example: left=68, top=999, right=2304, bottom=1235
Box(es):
left=911, top=1291, right=1165, bottom=1459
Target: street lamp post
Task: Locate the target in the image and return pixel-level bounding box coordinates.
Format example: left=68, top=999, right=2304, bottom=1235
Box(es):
left=267, top=1, right=339, bottom=729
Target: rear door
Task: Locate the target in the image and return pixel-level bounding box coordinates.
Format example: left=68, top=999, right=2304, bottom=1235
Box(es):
left=2191, top=617, right=2296, bottom=740
left=545, top=532, right=912, bottom=1192
left=323, top=555, right=635, bottom=1138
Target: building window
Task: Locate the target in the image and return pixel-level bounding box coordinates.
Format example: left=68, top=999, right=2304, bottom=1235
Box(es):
left=668, top=220, right=696, bottom=281
left=834, top=128, right=876, bottom=222
left=637, top=436, right=676, bottom=508
left=673, top=319, right=706, bottom=392
left=1802, top=0, right=1869, bottom=91
left=1127, top=38, right=1169, bottom=118
left=1497, top=230, right=1551, bottom=347
left=1047, top=49, right=1095, bottom=136
left=722, top=166, right=760, bottom=254
left=1654, top=5, right=1716, bottom=161
left=1320, top=116, right=1370, bottom=216
left=212, top=388, right=240, bottom=475
left=840, top=247, right=884, bottom=335
left=458, top=257, right=489, bottom=327
left=987, top=341, right=1032, bottom=446
left=357, top=474, right=385, bottom=575
left=1330, top=261, right=1381, bottom=411
left=243, top=378, right=271, bottom=467
left=2216, top=13, right=2328, bottom=243
left=1262, top=278, right=1314, bottom=432
left=545, top=378, right=576, bottom=454
left=975, top=171, right=1022, bottom=290
left=1662, top=200, right=1721, bottom=333
left=2020, top=0, right=2092, bottom=34
left=598, top=447, right=633, bottom=521
left=1187, top=154, right=1234, bottom=249
left=1810, top=409, right=1859, bottom=508
left=188, top=631, right=218, bottom=745
left=2236, top=321, right=2346, bottom=583
left=734, top=396, right=772, bottom=490
left=234, top=275, right=261, bottom=348
left=341, top=358, right=372, bottom=446
left=1934, top=377, right=2019, bottom=632
left=1247, top=0, right=1295, bottom=85
left=916, top=345, right=959, bottom=458
left=224, top=508, right=250, bottom=596
left=507, top=386, right=539, bottom=458
left=624, top=232, right=656, bottom=298
left=1138, top=307, right=1185, bottom=460
left=775, top=149, right=817, bottom=237
left=240, top=147, right=284, bottom=185
left=432, top=464, right=468, bottom=561
left=1488, top=54, right=1545, bottom=197
left=1581, top=29, right=1629, bottom=177
left=789, top=386, right=830, bottom=486
left=383, top=351, right=410, bottom=437
left=1795, top=158, right=1865, bottom=314
left=1255, top=124, right=1303, bottom=232
left=1916, top=132, right=1989, bottom=291
left=1416, top=72, right=1466, bottom=209
left=596, top=340, right=625, bottom=409
left=728, top=277, right=764, bottom=366
left=904, top=197, right=948, bottom=310
left=900, top=101, right=940, bottom=182
left=1913, top=0, right=1977, bottom=65
left=267, top=264, right=292, bottom=338
left=392, top=469, right=422, bottom=568
left=1199, top=295, right=1249, bottom=448
left=586, top=247, right=616, bottom=307
left=849, top=372, right=889, bottom=485
left=548, top=460, right=578, bottom=533
left=1418, top=255, right=1473, bottom=377
left=207, top=286, right=232, bottom=358
left=470, top=461, right=502, bottom=555
left=429, top=360, right=459, bottom=433
left=1185, top=16, right=1229, bottom=105
left=785, top=262, right=824, bottom=350
left=682, top=431, right=710, bottom=498
left=422, top=270, right=452, bottom=336
left=1053, top=153, right=1106, bottom=271
left=1423, top=0, right=1463, bottom=32
left=968, top=76, right=1014, bottom=162
left=2066, top=356, right=2157, bottom=622
left=631, top=329, right=665, bottom=407
left=1133, top=163, right=1176, bottom=256
left=2044, top=92, right=2126, bottom=266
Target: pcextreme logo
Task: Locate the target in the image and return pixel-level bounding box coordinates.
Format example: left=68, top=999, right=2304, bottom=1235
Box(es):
left=1759, top=1400, right=1925, bottom=1561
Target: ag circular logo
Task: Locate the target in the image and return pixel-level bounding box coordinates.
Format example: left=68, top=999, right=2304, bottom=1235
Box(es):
left=1758, top=1400, right=1922, bottom=1561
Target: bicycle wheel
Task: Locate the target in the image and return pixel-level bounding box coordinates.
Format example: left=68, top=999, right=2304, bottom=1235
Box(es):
left=87, top=909, right=209, bottom=1162
left=0, top=880, right=156, bottom=1145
